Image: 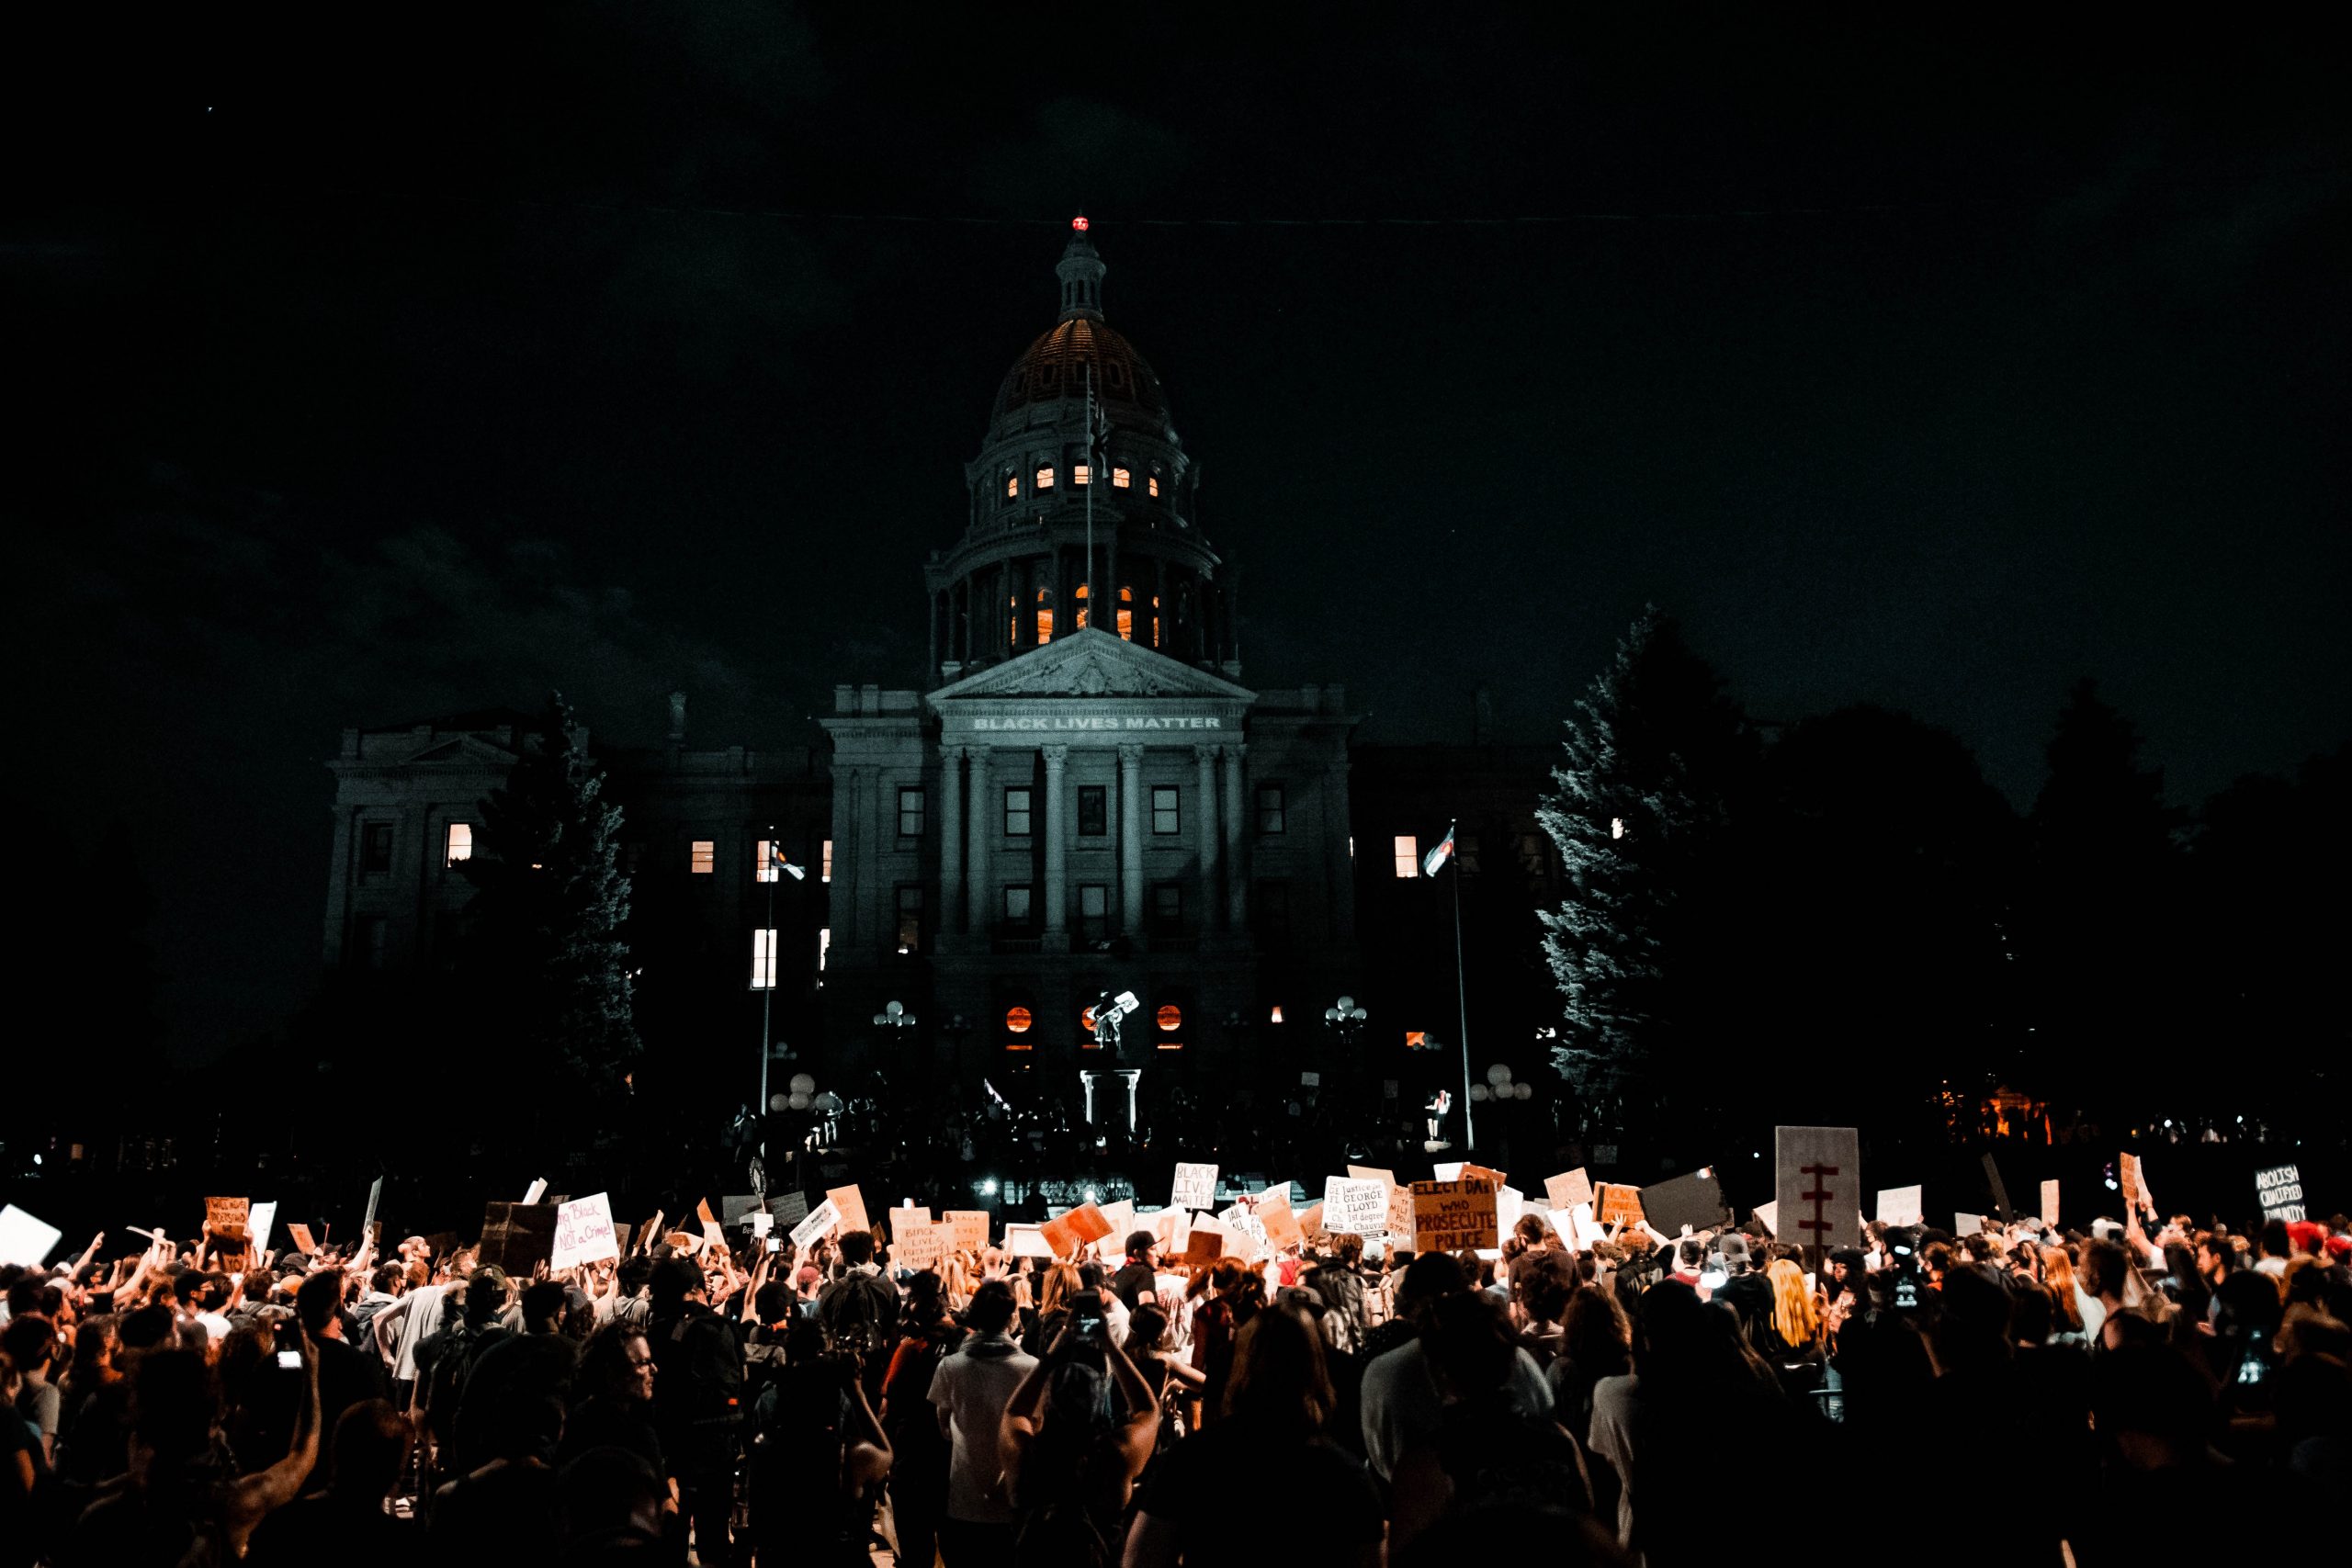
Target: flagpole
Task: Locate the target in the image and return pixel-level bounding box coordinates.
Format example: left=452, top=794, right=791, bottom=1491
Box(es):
left=1448, top=817, right=1476, bottom=1152
left=1084, top=367, right=1096, bottom=630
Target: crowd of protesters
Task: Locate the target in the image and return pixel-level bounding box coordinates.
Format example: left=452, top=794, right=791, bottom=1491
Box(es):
left=1, top=1194, right=2346, bottom=1566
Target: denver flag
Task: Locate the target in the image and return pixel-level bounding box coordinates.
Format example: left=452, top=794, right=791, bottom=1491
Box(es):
left=1421, top=825, right=1456, bottom=877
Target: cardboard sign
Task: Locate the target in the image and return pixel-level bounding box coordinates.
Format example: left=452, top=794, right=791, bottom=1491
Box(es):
left=1411, top=1179, right=1499, bottom=1253
left=1096, top=1200, right=1136, bottom=1251
left=1754, top=1201, right=1780, bottom=1236
left=2256, top=1164, right=2305, bottom=1223
left=1347, top=1164, right=1396, bottom=1196
left=2120, top=1153, right=2154, bottom=1216
left=945, top=1210, right=992, bottom=1253
left=750, top=1212, right=774, bottom=1237
left=665, top=1231, right=701, bottom=1256
left=1433, top=1162, right=1464, bottom=1181
left=1148, top=1207, right=1192, bottom=1255
left=205, top=1196, right=251, bottom=1238
left=1180, top=1215, right=1230, bottom=1264
left=1171, top=1163, right=1219, bottom=1213
left=789, top=1199, right=841, bottom=1251
left=826, top=1185, right=870, bottom=1237
left=769, top=1191, right=808, bottom=1229
left=1217, top=1202, right=1271, bottom=1260
left=1322, top=1177, right=1388, bottom=1236
left=1876, top=1185, right=1922, bottom=1227
left=1642, top=1168, right=1729, bottom=1236
left=721, top=1194, right=764, bottom=1226
left=1569, top=1201, right=1607, bottom=1247
left=1498, top=1186, right=1524, bottom=1233
left=1385, top=1182, right=1417, bottom=1243
left=888, top=1205, right=933, bottom=1236
left=1545, top=1168, right=1595, bottom=1212
left=1597, top=1183, right=1645, bottom=1228
left=0, top=1205, right=62, bottom=1268
left=1299, top=1202, right=1327, bottom=1242
left=895, top=1221, right=946, bottom=1272
left=363, top=1177, right=383, bottom=1235
left=1006, top=1224, right=1055, bottom=1258
left=551, top=1192, right=621, bottom=1269
left=1954, top=1212, right=1984, bottom=1236
left=522, top=1179, right=548, bottom=1206
left=1039, top=1201, right=1114, bottom=1258
left=1980, top=1153, right=2014, bottom=1223
left=249, top=1201, right=278, bottom=1258
left=632, top=1212, right=666, bottom=1254
left=1256, top=1188, right=1305, bottom=1251
left=287, top=1223, right=317, bottom=1255
left=1775, top=1126, right=1861, bottom=1253
left=1461, top=1162, right=1509, bottom=1190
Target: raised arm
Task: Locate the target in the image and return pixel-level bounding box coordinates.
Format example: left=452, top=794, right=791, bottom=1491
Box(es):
left=223, top=1330, right=322, bottom=1552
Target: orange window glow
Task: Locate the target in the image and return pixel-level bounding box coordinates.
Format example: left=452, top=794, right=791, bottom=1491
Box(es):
left=1113, top=468, right=1131, bottom=488
left=1156, top=1004, right=1182, bottom=1032
left=1035, top=466, right=1055, bottom=491
left=1005, top=1006, right=1033, bottom=1034
left=1148, top=476, right=1159, bottom=498
left=1073, top=464, right=1091, bottom=486
left=1406, top=1030, right=1428, bottom=1048
left=1005, top=473, right=1018, bottom=498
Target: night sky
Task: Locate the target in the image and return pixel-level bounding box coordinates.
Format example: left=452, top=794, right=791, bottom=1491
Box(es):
left=12, top=8, right=2346, bottom=1058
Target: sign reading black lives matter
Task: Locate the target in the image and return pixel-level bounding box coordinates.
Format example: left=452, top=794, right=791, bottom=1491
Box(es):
left=2256, top=1164, right=2305, bottom=1223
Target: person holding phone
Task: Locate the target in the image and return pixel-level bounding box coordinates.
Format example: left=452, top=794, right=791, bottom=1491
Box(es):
left=997, top=1314, right=1161, bottom=1565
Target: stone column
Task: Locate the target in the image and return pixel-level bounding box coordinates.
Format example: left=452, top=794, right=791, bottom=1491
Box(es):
left=1223, top=743, right=1248, bottom=931
left=938, top=745, right=964, bottom=935
left=1042, top=744, right=1069, bottom=942
left=1194, top=742, right=1221, bottom=929
left=1118, top=742, right=1145, bottom=935
left=967, top=750, right=992, bottom=935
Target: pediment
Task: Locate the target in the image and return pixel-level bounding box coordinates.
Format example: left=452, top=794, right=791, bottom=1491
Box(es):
left=401, top=733, right=523, bottom=766
left=930, top=627, right=1255, bottom=704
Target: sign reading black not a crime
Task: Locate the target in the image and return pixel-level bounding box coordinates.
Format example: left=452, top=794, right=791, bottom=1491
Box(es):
left=2256, top=1164, right=2305, bottom=1223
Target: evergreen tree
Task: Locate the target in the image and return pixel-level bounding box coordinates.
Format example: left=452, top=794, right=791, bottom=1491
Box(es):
left=461, top=694, right=640, bottom=1105
left=1536, top=609, right=1758, bottom=1126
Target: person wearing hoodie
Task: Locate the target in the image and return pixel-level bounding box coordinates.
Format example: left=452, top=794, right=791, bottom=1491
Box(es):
left=927, top=1280, right=1035, bottom=1566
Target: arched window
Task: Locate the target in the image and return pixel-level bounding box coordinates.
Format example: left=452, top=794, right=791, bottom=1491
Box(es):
left=1003, top=472, right=1018, bottom=502
left=1073, top=583, right=1090, bottom=630
left=1112, top=467, right=1132, bottom=489
left=1035, top=465, right=1056, bottom=491
left=1117, top=587, right=1134, bottom=641
left=1036, top=586, right=1055, bottom=646
left=1073, top=463, right=1091, bottom=487
left=1148, top=474, right=1160, bottom=499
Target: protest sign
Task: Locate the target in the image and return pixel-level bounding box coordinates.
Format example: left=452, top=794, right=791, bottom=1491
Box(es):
left=1954, top=1212, right=1984, bottom=1236
left=1411, top=1178, right=1499, bottom=1253
left=2119, top=1152, right=2154, bottom=1217
left=1096, top=1200, right=1136, bottom=1250
left=1570, top=1201, right=1607, bottom=1247
left=1385, top=1181, right=1416, bottom=1242
left=1643, top=1168, right=1730, bottom=1235
left=522, top=1179, right=548, bottom=1206
left=1461, top=1162, right=1509, bottom=1190
left=696, top=1198, right=725, bottom=1249
left=1545, top=1168, right=1595, bottom=1212
left=0, top=1205, right=62, bottom=1268
left=769, top=1191, right=808, bottom=1229
left=551, top=1192, right=620, bottom=1269
left=287, top=1223, right=317, bottom=1255
left=205, top=1196, right=250, bottom=1238
left=888, top=1205, right=933, bottom=1235
left=1040, top=1201, right=1114, bottom=1258
left=249, top=1201, right=278, bottom=1258
left=750, top=1212, right=773, bottom=1237
left=1774, top=1126, right=1861, bottom=1255
left=2256, top=1164, right=2305, bottom=1223
left=1299, top=1202, right=1327, bottom=1242
left=826, top=1185, right=870, bottom=1237
left=946, top=1210, right=992, bottom=1253
left=1180, top=1214, right=1230, bottom=1264
left=480, top=1202, right=558, bottom=1272
left=895, top=1220, right=947, bottom=1272
left=1322, top=1177, right=1388, bottom=1235
left=1596, top=1183, right=1645, bottom=1228
left=363, top=1177, right=383, bottom=1235
left=1347, top=1164, right=1396, bottom=1196
left=1256, top=1188, right=1305, bottom=1251
left=789, top=1199, right=841, bottom=1250
left=1432, top=1162, right=1464, bottom=1181
left=1006, top=1224, right=1055, bottom=1258
left=1980, top=1153, right=2014, bottom=1223
left=2041, top=1179, right=2061, bottom=1226
left=721, top=1194, right=763, bottom=1226
left=1498, top=1186, right=1524, bottom=1232
left=1754, top=1201, right=1780, bottom=1236
left=1148, top=1207, right=1192, bottom=1255
left=1217, top=1202, right=1272, bottom=1260
left=1875, top=1185, right=1922, bottom=1227
left=1171, top=1163, right=1219, bottom=1212
left=1300, top=1071, right=1320, bottom=1087
left=665, top=1231, right=701, bottom=1255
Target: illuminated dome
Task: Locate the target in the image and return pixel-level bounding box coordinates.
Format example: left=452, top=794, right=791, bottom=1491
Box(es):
left=991, top=316, right=1170, bottom=426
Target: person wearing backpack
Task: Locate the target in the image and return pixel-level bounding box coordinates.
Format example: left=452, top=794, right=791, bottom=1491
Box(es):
left=745, top=1317, right=891, bottom=1568
left=816, top=1231, right=899, bottom=1406
left=645, top=1256, right=745, bottom=1567
left=879, top=1272, right=962, bottom=1568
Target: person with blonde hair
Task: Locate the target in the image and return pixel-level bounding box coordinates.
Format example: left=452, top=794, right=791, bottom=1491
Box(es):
left=2041, top=1246, right=2086, bottom=1338
left=1755, top=1258, right=1826, bottom=1397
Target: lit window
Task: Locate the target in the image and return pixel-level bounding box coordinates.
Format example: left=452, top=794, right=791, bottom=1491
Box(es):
left=445, top=822, right=473, bottom=865
left=898, top=788, right=926, bottom=838
left=1157, top=1004, right=1182, bottom=1032
left=1152, top=785, right=1180, bottom=835
left=1037, top=587, right=1054, bottom=646
left=1157, top=1038, right=1182, bottom=1051
left=1080, top=1005, right=1097, bottom=1032
left=1004, top=787, right=1033, bottom=837
left=1006, top=1006, right=1033, bottom=1034
left=1392, top=836, right=1419, bottom=879
left=1148, top=475, right=1159, bottom=498
left=1073, top=463, right=1091, bottom=486
left=692, top=840, right=716, bottom=874
left=821, top=840, right=833, bottom=883
left=1035, top=466, right=1055, bottom=491
left=1118, top=586, right=1133, bottom=641
left=750, top=929, right=777, bottom=989
left=1113, top=467, right=1132, bottom=489
left=817, top=927, right=830, bottom=971
left=754, top=838, right=778, bottom=883
left=1406, top=1030, right=1429, bottom=1048
left=1256, top=785, right=1284, bottom=835
left=896, top=886, right=925, bottom=953
left=1074, top=582, right=1089, bottom=630
left=1270, top=1005, right=1283, bottom=1023
left=360, top=822, right=394, bottom=877
left=1004, top=472, right=1018, bottom=500
left=1611, top=817, right=1625, bottom=840
left=1003, top=886, right=1033, bottom=928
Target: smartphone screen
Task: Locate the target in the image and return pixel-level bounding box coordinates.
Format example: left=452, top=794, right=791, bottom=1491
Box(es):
left=277, top=1350, right=302, bottom=1370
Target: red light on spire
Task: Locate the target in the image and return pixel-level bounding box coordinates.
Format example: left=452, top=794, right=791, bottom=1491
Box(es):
left=1072, top=214, right=1090, bottom=231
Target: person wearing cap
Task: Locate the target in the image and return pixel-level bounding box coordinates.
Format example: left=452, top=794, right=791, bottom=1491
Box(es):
left=1711, top=1235, right=1771, bottom=1344
left=1109, top=1231, right=1159, bottom=1314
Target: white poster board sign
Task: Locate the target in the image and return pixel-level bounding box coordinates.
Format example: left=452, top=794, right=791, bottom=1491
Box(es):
left=1544, top=1168, right=1594, bottom=1212
left=0, top=1205, right=62, bottom=1269
left=789, top=1198, right=841, bottom=1250
left=1753, top=1201, right=1779, bottom=1236
left=1954, top=1211, right=1984, bottom=1236
left=1170, top=1163, right=1219, bottom=1213
left=551, top=1192, right=621, bottom=1269
left=1321, top=1178, right=1388, bottom=1235
left=2256, top=1164, right=2305, bottom=1223
left=249, top=1201, right=279, bottom=1258
left=2041, top=1179, right=2061, bottom=1226
left=1876, top=1185, right=1923, bottom=1227
left=1774, top=1126, right=1861, bottom=1252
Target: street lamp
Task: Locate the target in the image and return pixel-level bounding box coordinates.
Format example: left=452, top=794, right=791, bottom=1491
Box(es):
left=873, top=999, right=918, bottom=1032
